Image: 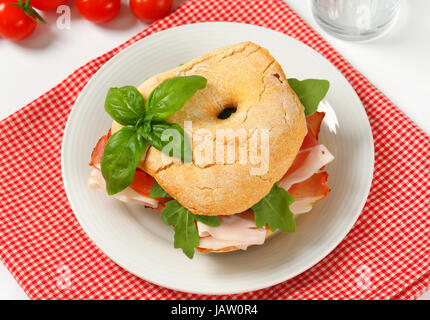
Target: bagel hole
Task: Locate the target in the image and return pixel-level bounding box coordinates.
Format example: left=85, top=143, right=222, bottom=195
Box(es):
left=217, top=105, right=237, bottom=120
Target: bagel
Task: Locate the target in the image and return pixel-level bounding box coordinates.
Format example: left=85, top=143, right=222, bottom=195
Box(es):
left=126, top=42, right=307, bottom=216
left=91, top=43, right=334, bottom=256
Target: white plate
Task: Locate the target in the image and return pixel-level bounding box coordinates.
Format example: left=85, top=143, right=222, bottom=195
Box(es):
left=62, top=22, right=374, bottom=295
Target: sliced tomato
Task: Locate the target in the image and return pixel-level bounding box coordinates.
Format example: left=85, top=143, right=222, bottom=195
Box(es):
left=89, top=130, right=111, bottom=167
left=129, top=169, right=155, bottom=197
left=288, top=172, right=330, bottom=199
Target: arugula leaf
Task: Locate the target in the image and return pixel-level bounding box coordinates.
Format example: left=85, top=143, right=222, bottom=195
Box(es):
left=105, top=86, right=145, bottom=125
left=139, top=120, right=192, bottom=162
left=194, top=214, right=221, bottom=227
left=288, top=78, right=329, bottom=116
left=252, top=184, right=296, bottom=232
left=146, top=76, right=207, bottom=120
left=149, top=181, right=171, bottom=198
left=101, top=127, right=147, bottom=195
left=161, top=201, right=199, bottom=259
left=161, top=200, right=220, bottom=259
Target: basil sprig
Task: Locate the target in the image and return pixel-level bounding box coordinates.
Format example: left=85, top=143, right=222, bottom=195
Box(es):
left=101, top=75, right=207, bottom=195
left=161, top=200, right=220, bottom=259
left=288, top=78, right=330, bottom=116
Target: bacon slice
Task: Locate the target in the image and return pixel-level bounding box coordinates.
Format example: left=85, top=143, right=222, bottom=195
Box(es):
left=288, top=172, right=330, bottom=214
left=89, top=130, right=111, bottom=168
left=300, top=112, right=325, bottom=150
left=306, top=111, right=325, bottom=139
left=288, top=172, right=330, bottom=199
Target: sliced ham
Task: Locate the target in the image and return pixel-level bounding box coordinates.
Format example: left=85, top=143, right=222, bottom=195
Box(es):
left=88, top=168, right=159, bottom=208
left=278, top=144, right=334, bottom=191
left=290, top=197, right=323, bottom=214
left=197, top=213, right=266, bottom=250
left=196, top=172, right=331, bottom=250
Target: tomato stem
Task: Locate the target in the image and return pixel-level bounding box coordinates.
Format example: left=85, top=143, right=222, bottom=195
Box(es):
left=11, top=0, right=47, bottom=24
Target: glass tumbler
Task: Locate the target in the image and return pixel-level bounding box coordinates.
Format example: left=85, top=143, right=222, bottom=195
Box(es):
left=311, top=0, right=400, bottom=41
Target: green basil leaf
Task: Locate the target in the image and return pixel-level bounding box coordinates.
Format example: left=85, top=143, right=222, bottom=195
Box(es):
left=101, top=127, right=147, bottom=195
left=252, top=184, right=296, bottom=232
left=105, top=86, right=145, bottom=125
left=161, top=200, right=220, bottom=259
left=288, top=78, right=330, bottom=116
left=194, top=215, right=220, bottom=227
left=149, top=181, right=171, bottom=198
left=139, top=120, right=192, bottom=162
left=146, top=75, right=207, bottom=120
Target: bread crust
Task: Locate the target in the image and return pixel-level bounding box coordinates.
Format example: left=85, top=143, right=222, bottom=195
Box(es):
left=128, top=42, right=306, bottom=216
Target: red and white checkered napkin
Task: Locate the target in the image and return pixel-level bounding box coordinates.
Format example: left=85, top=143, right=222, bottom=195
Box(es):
left=0, top=0, right=428, bottom=300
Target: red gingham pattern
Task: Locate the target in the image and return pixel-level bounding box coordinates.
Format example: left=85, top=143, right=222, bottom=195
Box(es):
left=0, top=0, right=428, bottom=300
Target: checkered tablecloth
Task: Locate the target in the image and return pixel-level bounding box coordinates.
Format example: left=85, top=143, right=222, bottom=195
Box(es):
left=0, top=0, right=428, bottom=300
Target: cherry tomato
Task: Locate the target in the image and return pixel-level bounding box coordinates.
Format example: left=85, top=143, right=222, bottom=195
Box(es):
left=31, top=0, right=67, bottom=11
left=130, top=0, right=172, bottom=22
left=0, top=0, right=45, bottom=41
left=76, top=0, right=121, bottom=24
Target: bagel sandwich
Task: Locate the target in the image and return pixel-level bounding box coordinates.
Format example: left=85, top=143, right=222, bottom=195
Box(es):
left=88, top=42, right=334, bottom=258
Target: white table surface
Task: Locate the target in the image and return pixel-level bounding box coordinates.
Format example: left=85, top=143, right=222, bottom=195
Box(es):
left=0, top=0, right=428, bottom=300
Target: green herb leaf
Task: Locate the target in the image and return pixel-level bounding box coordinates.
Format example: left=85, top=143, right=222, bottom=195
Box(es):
left=252, top=184, right=296, bottom=232
left=139, top=120, right=192, bottom=162
left=146, top=76, right=207, bottom=120
left=194, top=214, right=221, bottom=227
left=288, top=78, right=330, bottom=116
left=149, top=181, right=171, bottom=198
left=105, top=86, right=145, bottom=125
left=161, top=201, right=199, bottom=259
left=101, top=127, right=147, bottom=195
left=161, top=200, right=220, bottom=259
